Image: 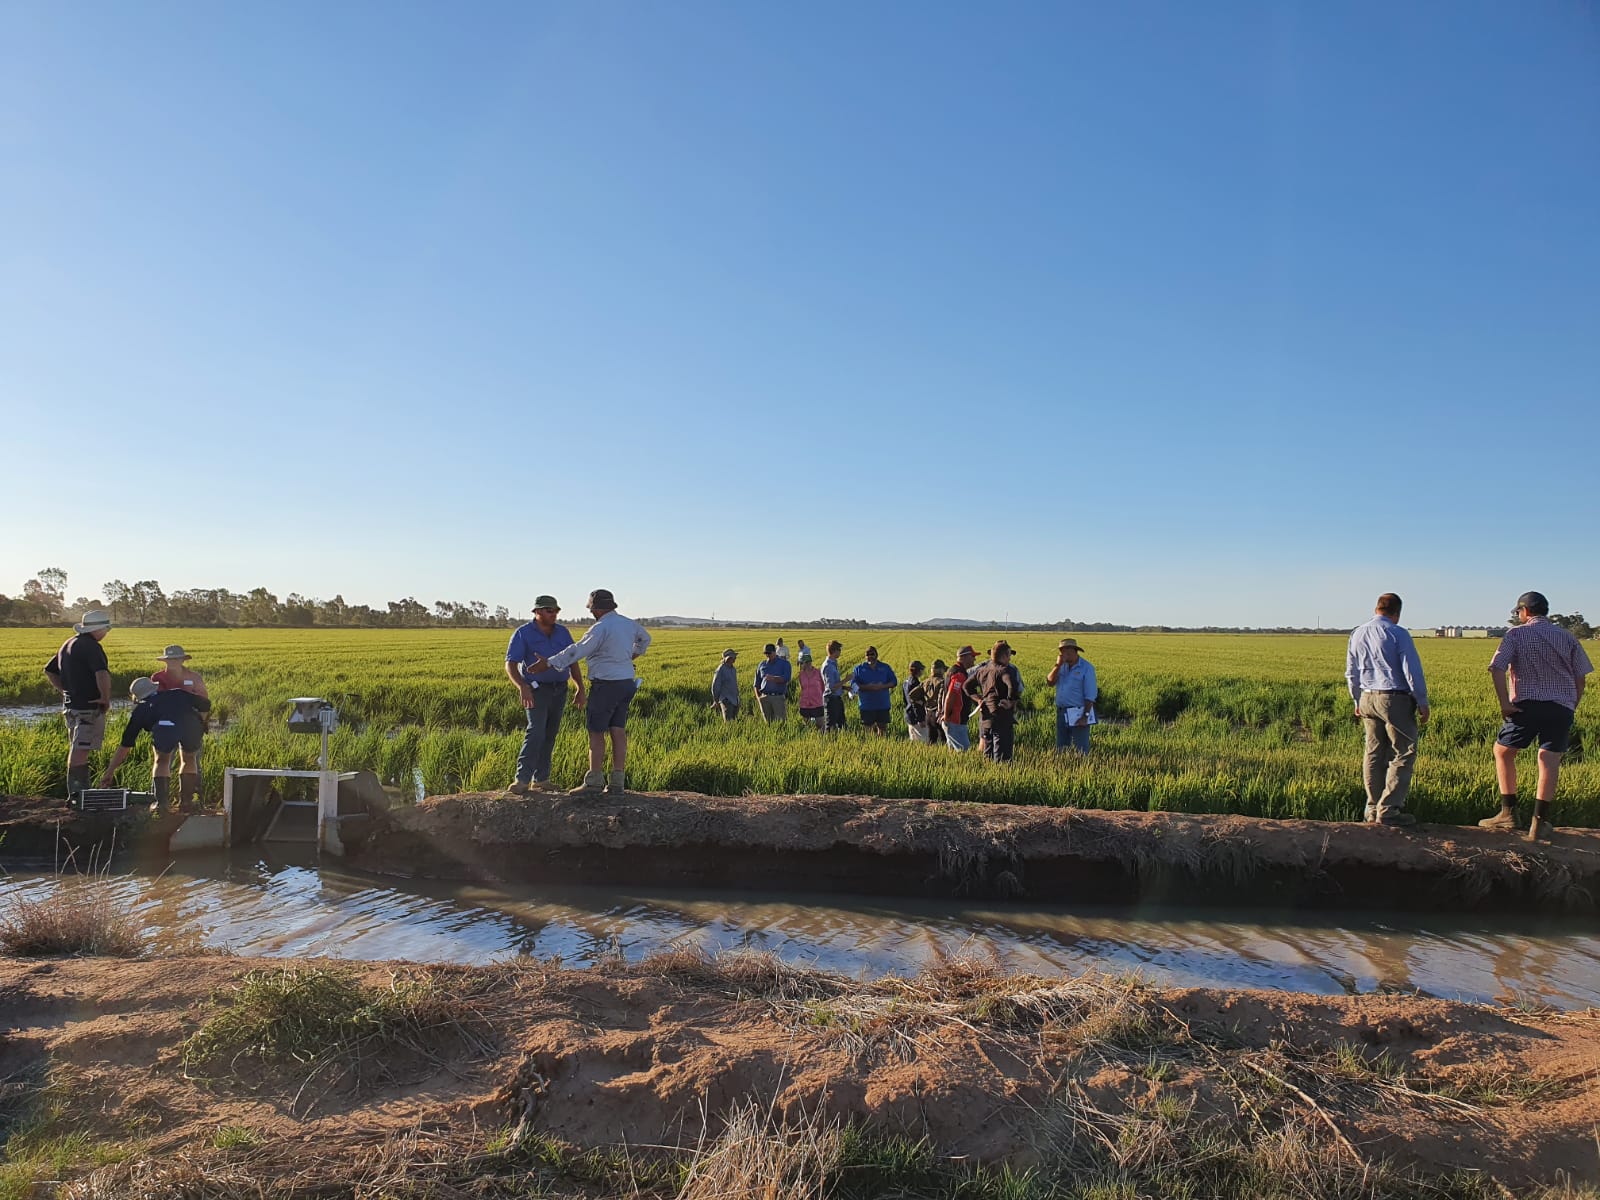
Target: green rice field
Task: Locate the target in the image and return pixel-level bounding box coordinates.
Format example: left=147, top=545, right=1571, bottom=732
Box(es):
left=0, top=627, right=1593, bottom=826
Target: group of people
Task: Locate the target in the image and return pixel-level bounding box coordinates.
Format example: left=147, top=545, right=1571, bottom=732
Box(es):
left=707, top=636, right=1099, bottom=762
left=1346, top=590, right=1591, bottom=842
left=43, top=608, right=210, bottom=811
left=43, top=584, right=1592, bottom=841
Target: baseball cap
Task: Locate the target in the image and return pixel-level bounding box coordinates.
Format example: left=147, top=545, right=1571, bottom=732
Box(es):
left=587, top=589, right=617, bottom=610
left=763, top=643, right=777, bottom=654
left=533, top=595, right=560, bottom=610
left=1515, top=591, right=1549, bottom=614
left=909, top=660, right=925, bottom=671
left=129, top=677, right=158, bottom=701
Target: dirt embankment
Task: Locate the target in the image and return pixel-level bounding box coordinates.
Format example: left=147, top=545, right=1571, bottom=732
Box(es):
left=0, top=795, right=180, bottom=868
left=0, top=951, right=1595, bottom=1197
left=347, top=791, right=1600, bottom=914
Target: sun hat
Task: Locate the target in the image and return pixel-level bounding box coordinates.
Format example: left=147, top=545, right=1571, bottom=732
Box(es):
left=723, top=648, right=738, bottom=659
left=159, top=645, right=191, bottom=661
left=798, top=650, right=813, bottom=662
left=129, top=677, right=158, bottom=701
left=534, top=595, right=560, bottom=610
left=992, top=640, right=1012, bottom=655
left=74, top=609, right=112, bottom=634
left=956, top=645, right=976, bottom=657
left=1058, top=638, right=1083, bottom=651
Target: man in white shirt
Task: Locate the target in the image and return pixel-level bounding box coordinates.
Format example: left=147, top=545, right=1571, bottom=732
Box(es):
left=527, top=589, right=652, bottom=795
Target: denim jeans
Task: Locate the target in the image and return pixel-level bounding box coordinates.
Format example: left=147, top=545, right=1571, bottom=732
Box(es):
left=516, top=686, right=568, bottom=783
left=945, top=722, right=971, bottom=751
left=1055, top=708, right=1091, bottom=753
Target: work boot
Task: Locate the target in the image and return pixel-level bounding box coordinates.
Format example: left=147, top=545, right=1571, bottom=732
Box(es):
left=66, top=765, right=90, bottom=799
left=152, top=776, right=172, bottom=814
left=506, top=780, right=532, bottom=797
left=1478, top=810, right=1520, bottom=833
left=1527, top=817, right=1554, bottom=844
left=568, top=771, right=604, bottom=796
left=606, top=771, right=626, bottom=795
left=1362, top=806, right=1377, bottom=823
left=1376, top=810, right=1416, bottom=828
left=179, top=773, right=201, bottom=813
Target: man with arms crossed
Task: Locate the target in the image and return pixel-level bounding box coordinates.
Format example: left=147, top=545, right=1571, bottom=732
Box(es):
left=851, top=646, right=897, bottom=736
left=43, top=609, right=113, bottom=798
left=1346, top=593, right=1430, bottom=827
left=1480, top=591, right=1591, bottom=842
left=526, top=589, right=648, bottom=796
left=505, top=596, right=586, bottom=794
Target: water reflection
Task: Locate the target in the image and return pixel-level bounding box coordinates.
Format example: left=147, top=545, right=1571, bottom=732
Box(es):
left=3, top=848, right=1597, bottom=1010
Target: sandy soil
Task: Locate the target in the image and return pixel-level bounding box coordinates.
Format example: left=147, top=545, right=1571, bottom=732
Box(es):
left=349, top=790, right=1600, bottom=913
left=0, top=951, right=1595, bottom=1195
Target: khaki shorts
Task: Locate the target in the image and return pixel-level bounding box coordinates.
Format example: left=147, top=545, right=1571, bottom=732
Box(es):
left=64, top=707, right=108, bottom=752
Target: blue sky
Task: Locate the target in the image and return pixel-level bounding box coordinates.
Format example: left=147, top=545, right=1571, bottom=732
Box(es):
left=3, top=1, right=1596, bottom=627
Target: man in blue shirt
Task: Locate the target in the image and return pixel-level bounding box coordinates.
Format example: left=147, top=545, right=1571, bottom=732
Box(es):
left=851, top=646, right=898, bottom=736
left=504, top=595, right=587, bottom=794
left=753, top=643, right=792, bottom=723
left=1345, top=593, right=1430, bottom=827
left=1048, top=638, right=1098, bottom=754
left=821, top=640, right=846, bottom=733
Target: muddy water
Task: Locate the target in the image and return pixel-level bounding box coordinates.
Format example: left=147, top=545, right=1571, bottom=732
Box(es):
left=3, top=849, right=1597, bottom=1010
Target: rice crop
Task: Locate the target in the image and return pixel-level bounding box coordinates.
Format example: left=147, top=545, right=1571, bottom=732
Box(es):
left=0, top=627, right=1594, bottom=826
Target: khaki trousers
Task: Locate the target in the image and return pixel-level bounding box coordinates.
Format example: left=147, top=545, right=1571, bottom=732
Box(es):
left=1359, top=692, right=1418, bottom=818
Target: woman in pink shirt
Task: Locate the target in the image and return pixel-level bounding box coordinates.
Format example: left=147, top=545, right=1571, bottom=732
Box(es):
left=796, top=650, right=825, bottom=730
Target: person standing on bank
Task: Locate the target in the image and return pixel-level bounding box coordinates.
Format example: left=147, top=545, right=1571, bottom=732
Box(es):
left=525, top=589, right=647, bottom=796
left=796, top=648, right=826, bottom=729
left=151, top=645, right=208, bottom=808
left=1048, top=638, right=1099, bottom=754
left=504, top=596, right=587, bottom=795
left=753, top=643, right=792, bottom=723
left=710, top=648, right=740, bottom=721
left=851, top=646, right=898, bottom=736
left=821, top=641, right=847, bottom=732
left=968, top=640, right=1020, bottom=762
left=1480, top=591, right=1592, bottom=842
left=98, top=677, right=211, bottom=812
left=1345, top=593, right=1430, bottom=827
left=43, top=609, right=114, bottom=797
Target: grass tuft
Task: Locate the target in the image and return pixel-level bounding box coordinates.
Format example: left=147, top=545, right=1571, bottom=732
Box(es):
left=0, top=880, right=145, bottom=958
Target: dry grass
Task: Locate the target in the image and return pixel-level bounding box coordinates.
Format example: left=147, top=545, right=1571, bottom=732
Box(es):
left=0, top=879, right=145, bottom=958
left=675, top=1098, right=840, bottom=1200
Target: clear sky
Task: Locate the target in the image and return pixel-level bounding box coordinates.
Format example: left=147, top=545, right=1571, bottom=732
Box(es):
left=3, top=2, right=1596, bottom=628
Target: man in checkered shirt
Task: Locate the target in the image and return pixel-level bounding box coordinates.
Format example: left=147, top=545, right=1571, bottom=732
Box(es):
left=1479, top=590, right=1592, bottom=842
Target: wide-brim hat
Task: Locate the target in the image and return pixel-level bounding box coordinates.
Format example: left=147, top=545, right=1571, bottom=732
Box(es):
left=1058, top=638, right=1084, bottom=651
left=159, top=644, right=191, bottom=661
left=129, top=676, right=158, bottom=701
left=534, top=595, right=560, bottom=610
left=74, top=609, right=112, bottom=634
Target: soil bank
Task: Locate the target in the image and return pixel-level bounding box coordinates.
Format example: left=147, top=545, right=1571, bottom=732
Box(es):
left=0, top=951, right=1595, bottom=1198
left=346, top=791, right=1600, bottom=914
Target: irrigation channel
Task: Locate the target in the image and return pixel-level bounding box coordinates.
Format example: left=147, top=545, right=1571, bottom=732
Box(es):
left=3, top=847, right=1598, bottom=1009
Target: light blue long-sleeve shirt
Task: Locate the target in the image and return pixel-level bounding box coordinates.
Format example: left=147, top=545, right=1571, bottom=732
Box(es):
left=1053, top=659, right=1097, bottom=709
left=546, top=611, right=651, bottom=681
left=1346, top=615, right=1428, bottom=707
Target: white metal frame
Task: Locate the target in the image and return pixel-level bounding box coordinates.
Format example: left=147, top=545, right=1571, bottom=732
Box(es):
left=222, top=767, right=360, bottom=854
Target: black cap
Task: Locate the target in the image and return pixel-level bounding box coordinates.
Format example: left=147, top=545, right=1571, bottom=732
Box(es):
left=763, top=643, right=776, bottom=654
left=1516, top=591, right=1549, bottom=615
left=587, top=589, right=617, bottom=610
left=909, top=660, right=925, bottom=671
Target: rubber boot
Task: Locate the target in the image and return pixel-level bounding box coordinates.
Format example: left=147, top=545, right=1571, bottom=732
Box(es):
left=606, top=771, right=626, bottom=796
left=179, top=773, right=201, bottom=813
left=66, top=764, right=90, bottom=800
left=568, top=771, right=604, bottom=796
left=153, top=776, right=172, bottom=814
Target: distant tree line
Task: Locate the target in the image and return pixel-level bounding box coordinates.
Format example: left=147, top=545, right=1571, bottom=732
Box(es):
left=0, top=568, right=517, bottom=628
